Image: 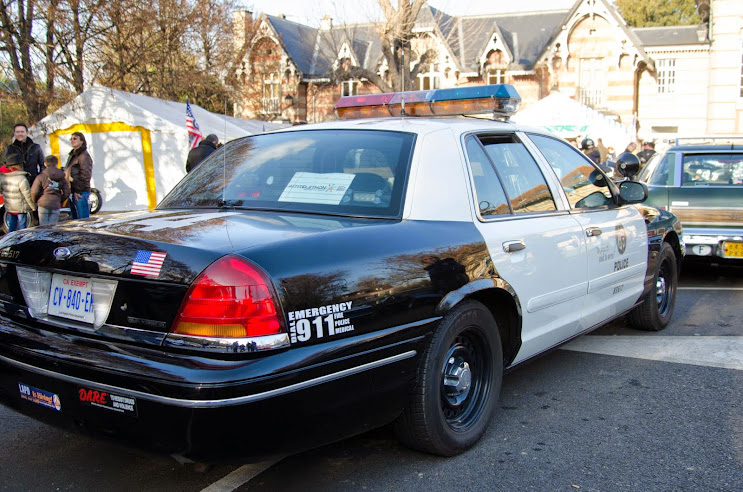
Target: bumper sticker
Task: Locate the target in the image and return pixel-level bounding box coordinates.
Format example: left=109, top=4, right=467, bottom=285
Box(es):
left=18, top=383, right=61, bottom=411
left=78, top=387, right=138, bottom=416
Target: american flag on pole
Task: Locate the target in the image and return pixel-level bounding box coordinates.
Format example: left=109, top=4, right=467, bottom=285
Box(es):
left=131, top=250, right=167, bottom=277
left=186, top=99, right=203, bottom=149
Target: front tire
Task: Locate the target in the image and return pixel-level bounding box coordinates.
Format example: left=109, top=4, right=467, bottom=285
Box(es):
left=394, top=300, right=503, bottom=456
left=629, top=242, right=678, bottom=331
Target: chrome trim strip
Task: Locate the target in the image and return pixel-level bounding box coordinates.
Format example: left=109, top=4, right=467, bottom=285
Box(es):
left=162, top=333, right=291, bottom=352
left=0, top=350, right=417, bottom=409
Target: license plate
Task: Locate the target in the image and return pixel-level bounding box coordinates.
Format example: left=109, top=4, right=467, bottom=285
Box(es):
left=48, top=274, right=94, bottom=323
left=722, top=242, right=743, bottom=258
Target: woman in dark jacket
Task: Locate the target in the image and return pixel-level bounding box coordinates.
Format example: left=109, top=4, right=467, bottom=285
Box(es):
left=64, top=132, right=93, bottom=219
left=31, top=155, right=71, bottom=225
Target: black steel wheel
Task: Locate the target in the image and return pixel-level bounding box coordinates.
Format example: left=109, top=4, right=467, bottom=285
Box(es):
left=394, top=300, right=503, bottom=456
left=629, top=242, right=678, bottom=331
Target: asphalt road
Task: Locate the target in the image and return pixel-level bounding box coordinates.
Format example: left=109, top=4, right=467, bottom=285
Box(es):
left=1, top=261, right=741, bottom=491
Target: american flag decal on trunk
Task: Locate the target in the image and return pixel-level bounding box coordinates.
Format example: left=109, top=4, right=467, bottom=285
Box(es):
left=131, top=251, right=167, bottom=277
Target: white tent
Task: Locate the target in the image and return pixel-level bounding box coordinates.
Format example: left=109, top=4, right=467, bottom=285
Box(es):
left=514, top=91, right=635, bottom=153
left=31, top=87, right=285, bottom=211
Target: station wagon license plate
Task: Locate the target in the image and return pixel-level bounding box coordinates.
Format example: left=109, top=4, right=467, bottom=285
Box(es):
left=722, top=241, right=743, bottom=258
left=48, top=274, right=94, bottom=323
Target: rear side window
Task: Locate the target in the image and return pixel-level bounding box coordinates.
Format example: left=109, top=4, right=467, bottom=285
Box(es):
left=464, top=137, right=511, bottom=216
left=478, top=135, right=557, bottom=214
left=159, top=130, right=415, bottom=217
left=528, top=134, right=613, bottom=209
left=682, top=154, right=743, bottom=186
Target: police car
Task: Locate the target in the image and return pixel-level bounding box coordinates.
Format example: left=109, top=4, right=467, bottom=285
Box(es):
left=0, top=85, right=683, bottom=462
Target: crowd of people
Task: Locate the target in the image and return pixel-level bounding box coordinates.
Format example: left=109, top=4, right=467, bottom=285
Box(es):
left=1, top=123, right=93, bottom=232
left=567, top=135, right=657, bottom=173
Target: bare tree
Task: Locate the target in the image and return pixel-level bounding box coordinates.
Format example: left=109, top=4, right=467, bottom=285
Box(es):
left=330, top=0, right=437, bottom=92
left=0, top=0, right=56, bottom=122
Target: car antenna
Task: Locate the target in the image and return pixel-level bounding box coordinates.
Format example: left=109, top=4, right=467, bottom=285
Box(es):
left=221, top=98, right=227, bottom=207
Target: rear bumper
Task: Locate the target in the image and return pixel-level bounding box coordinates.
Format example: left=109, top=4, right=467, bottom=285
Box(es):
left=682, top=229, right=743, bottom=259
left=0, top=314, right=430, bottom=461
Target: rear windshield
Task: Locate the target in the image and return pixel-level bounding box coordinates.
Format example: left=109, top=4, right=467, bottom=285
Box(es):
left=159, top=130, right=416, bottom=217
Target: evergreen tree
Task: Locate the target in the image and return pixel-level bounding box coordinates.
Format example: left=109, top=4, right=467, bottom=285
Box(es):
left=616, top=0, right=702, bottom=27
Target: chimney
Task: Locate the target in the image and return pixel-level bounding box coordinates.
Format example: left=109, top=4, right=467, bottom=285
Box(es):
left=232, top=10, right=253, bottom=51
left=320, top=15, right=333, bottom=31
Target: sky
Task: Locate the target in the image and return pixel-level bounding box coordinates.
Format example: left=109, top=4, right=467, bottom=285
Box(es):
left=246, top=0, right=577, bottom=26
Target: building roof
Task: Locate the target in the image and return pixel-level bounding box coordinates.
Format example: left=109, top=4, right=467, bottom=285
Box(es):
left=261, top=1, right=702, bottom=78
left=632, top=26, right=706, bottom=47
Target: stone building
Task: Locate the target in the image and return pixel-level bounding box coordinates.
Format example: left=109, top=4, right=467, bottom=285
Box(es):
left=233, top=0, right=742, bottom=141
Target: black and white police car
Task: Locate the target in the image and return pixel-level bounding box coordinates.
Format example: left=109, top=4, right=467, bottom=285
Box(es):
left=0, top=85, right=684, bottom=462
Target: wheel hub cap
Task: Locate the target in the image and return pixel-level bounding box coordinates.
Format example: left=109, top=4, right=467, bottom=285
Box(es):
left=444, top=357, right=472, bottom=401
left=656, top=276, right=667, bottom=303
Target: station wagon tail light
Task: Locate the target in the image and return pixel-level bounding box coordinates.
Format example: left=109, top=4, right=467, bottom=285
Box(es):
left=170, top=256, right=287, bottom=348
left=334, top=84, right=521, bottom=120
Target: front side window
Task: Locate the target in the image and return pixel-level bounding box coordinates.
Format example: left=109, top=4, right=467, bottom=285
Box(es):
left=657, top=58, right=676, bottom=94
left=478, top=135, right=557, bottom=214
left=682, top=154, right=743, bottom=186
left=160, top=130, right=416, bottom=218
left=646, top=152, right=675, bottom=186
left=529, top=134, right=614, bottom=209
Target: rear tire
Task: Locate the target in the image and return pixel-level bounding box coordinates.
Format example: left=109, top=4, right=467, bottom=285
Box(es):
left=394, top=300, right=503, bottom=456
left=629, top=242, right=678, bottom=331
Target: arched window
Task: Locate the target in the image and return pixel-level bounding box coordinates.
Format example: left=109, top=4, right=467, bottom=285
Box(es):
left=263, top=73, right=281, bottom=113
left=485, top=49, right=507, bottom=85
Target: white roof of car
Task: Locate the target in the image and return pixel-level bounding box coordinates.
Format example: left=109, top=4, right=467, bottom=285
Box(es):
left=272, top=116, right=552, bottom=139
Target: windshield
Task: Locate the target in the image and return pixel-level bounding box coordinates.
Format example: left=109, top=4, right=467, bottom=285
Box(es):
left=159, top=129, right=416, bottom=217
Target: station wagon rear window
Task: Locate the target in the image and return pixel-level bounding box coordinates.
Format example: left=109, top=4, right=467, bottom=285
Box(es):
left=159, top=130, right=415, bottom=217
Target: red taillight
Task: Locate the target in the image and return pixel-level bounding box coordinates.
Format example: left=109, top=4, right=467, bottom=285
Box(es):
left=171, top=256, right=283, bottom=338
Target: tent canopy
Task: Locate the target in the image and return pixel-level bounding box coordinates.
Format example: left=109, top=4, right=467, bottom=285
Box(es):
left=31, top=86, right=285, bottom=211
left=514, top=91, right=634, bottom=152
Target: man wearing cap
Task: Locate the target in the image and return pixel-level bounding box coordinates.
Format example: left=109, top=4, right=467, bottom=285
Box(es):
left=4, top=123, right=44, bottom=186
left=581, top=138, right=601, bottom=165
left=186, top=134, right=219, bottom=173
left=636, top=141, right=656, bottom=166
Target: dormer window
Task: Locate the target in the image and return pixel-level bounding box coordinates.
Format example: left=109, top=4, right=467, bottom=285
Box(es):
left=341, top=80, right=359, bottom=97
left=487, top=70, right=507, bottom=85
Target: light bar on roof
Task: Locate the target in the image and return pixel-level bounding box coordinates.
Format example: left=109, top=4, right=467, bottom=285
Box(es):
left=334, top=84, right=521, bottom=120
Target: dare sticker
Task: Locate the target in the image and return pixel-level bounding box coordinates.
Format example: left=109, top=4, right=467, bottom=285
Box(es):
left=78, top=387, right=138, bottom=416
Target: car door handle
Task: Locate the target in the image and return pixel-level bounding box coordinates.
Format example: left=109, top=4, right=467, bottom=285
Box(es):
left=503, top=240, right=526, bottom=253
left=585, top=227, right=602, bottom=237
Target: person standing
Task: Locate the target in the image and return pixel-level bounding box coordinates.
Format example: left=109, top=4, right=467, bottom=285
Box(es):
left=581, top=138, right=601, bottom=165
left=31, top=155, right=70, bottom=226
left=1, top=153, right=37, bottom=232
left=636, top=141, right=656, bottom=165
left=4, top=123, right=44, bottom=186
left=64, top=132, right=93, bottom=219
left=186, top=134, right=219, bottom=173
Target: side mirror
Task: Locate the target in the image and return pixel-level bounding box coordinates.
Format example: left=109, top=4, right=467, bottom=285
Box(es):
left=618, top=180, right=648, bottom=204
left=615, top=152, right=640, bottom=178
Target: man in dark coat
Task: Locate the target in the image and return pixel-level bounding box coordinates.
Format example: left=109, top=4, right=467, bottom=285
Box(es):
left=4, top=123, right=44, bottom=185
left=186, top=134, right=219, bottom=173
left=636, top=141, right=656, bottom=166
left=581, top=138, right=601, bottom=165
